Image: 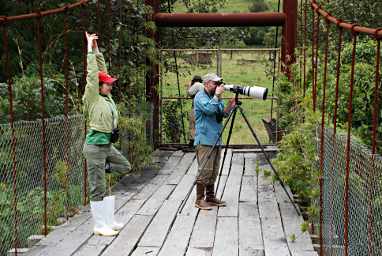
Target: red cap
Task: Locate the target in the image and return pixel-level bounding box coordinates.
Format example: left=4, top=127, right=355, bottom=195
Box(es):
left=98, top=71, right=117, bottom=85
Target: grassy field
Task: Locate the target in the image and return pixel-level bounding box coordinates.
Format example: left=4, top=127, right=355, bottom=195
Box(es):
left=174, top=0, right=281, bottom=13
left=160, top=50, right=280, bottom=145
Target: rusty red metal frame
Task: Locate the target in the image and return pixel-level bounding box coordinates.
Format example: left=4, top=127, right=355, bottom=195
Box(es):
left=154, top=12, right=285, bottom=27
left=0, top=0, right=88, bottom=22
left=311, top=0, right=382, bottom=38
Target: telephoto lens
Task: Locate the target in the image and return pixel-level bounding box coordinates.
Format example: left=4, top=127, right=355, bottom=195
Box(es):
left=223, top=84, right=268, bottom=100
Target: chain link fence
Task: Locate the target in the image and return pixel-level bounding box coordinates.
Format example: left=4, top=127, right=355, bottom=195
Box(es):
left=319, top=127, right=382, bottom=256
left=0, top=114, right=86, bottom=255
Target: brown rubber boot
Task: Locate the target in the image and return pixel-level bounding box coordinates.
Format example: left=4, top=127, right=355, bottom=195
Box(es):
left=206, top=184, right=226, bottom=207
left=194, top=183, right=212, bottom=210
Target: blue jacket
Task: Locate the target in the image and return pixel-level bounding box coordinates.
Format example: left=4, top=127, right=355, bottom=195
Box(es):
left=194, top=90, right=226, bottom=146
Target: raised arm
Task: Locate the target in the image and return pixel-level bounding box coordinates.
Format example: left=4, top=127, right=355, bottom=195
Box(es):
left=91, top=38, right=108, bottom=73
left=83, top=32, right=100, bottom=104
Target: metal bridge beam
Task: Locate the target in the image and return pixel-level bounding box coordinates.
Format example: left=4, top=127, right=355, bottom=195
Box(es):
left=153, top=12, right=286, bottom=27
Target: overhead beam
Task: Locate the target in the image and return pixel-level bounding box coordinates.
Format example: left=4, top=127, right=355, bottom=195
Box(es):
left=154, top=12, right=286, bottom=27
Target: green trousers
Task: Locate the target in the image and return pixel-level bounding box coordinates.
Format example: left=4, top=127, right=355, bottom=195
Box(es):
left=83, top=143, right=131, bottom=201
left=196, top=145, right=221, bottom=185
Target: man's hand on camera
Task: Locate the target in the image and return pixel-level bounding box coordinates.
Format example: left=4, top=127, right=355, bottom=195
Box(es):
left=215, top=85, right=224, bottom=98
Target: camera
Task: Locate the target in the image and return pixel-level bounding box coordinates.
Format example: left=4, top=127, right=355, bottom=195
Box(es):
left=223, top=84, right=268, bottom=100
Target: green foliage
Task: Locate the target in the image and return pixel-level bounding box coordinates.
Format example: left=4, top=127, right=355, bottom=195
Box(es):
left=240, top=0, right=273, bottom=46
left=301, top=221, right=309, bottom=233
left=161, top=101, right=182, bottom=143
left=249, top=0, right=270, bottom=12
left=273, top=114, right=320, bottom=202
left=325, top=0, right=382, bottom=28
left=0, top=180, right=82, bottom=255
left=0, top=73, right=75, bottom=122
left=180, top=0, right=228, bottom=13
left=324, top=39, right=382, bottom=152
left=118, top=113, right=153, bottom=172
left=273, top=69, right=320, bottom=209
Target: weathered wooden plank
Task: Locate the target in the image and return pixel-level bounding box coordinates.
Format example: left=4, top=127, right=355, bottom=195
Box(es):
left=220, top=149, right=233, bottom=176
left=187, top=158, right=198, bottom=176
left=101, top=215, right=152, bottom=256
left=244, top=153, right=258, bottom=176
left=274, top=181, right=294, bottom=205
left=169, top=174, right=196, bottom=201
left=257, top=164, right=290, bottom=256
left=131, top=247, right=160, bottom=256
left=212, top=217, right=239, bottom=256
left=158, top=151, right=184, bottom=175
left=218, top=154, right=243, bottom=217
left=166, top=153, right=195, bottom=185
left=278, top=202, right=317, bottom=255
left=218, top=174, right=242, bottom=217
left=178, top=185, right=196, bottom=217
left=32, top=211, right=91, bottom=247
left=186, top=247, right=213, bottom=256
left=215, top=175, right=227, bottom=200
left=158, top=206, right=199, bottom=256
left=239, top=175, right=257, bottom=203
left=132, top=175, right=169, bottom=200
left=139, top=199, right=182, bottom=247
left=258, top=201, right=290, bottom=256
left=189, top=208, right=218, bottom=248
left=239, top=203, right=264, bottom=256
left=137, top=185, right=176, bottom=216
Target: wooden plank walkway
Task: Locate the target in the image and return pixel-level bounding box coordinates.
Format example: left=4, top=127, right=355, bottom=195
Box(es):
left=25, top=150, right=317, bottom=256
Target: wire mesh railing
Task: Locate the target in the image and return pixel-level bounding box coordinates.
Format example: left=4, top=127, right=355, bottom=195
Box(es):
left=318, top=127, right=382, bottom=256
left=0, top=114, right=86, bottom=256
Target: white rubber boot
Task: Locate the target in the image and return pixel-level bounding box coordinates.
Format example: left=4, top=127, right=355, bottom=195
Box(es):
left=103, top=195, right=124, bottom=231
left=90, top=200, right=119, bottom=236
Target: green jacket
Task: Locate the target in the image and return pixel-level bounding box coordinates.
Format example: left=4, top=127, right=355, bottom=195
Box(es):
left=82, top=53, right=118, bottom=133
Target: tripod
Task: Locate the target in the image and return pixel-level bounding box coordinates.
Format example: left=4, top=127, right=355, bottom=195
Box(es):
left=178, top=92, right=300, bottom=215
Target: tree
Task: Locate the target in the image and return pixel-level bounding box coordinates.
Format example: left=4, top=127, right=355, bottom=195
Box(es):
left=325, top=0, right=382, bottom=28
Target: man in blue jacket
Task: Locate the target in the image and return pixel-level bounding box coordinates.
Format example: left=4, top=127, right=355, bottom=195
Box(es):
left=194, top=73, right=235, bottom=210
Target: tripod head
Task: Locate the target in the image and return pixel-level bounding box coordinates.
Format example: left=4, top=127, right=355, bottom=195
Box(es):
left=234, top=91, right=242, bottom=106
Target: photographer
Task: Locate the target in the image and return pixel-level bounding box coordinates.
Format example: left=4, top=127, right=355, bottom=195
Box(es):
left=194, top=73, right=235, bottom=210
left=82, top=32, right=131, bottom=236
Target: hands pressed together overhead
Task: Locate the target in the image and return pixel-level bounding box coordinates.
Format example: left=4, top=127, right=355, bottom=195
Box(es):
left=85, top=32, right=99, bottom=53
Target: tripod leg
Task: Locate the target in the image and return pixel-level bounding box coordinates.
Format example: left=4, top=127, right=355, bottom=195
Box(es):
left=215, top=106, right=238, bottom=197
left=238, top=107, right=301, bottom=216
